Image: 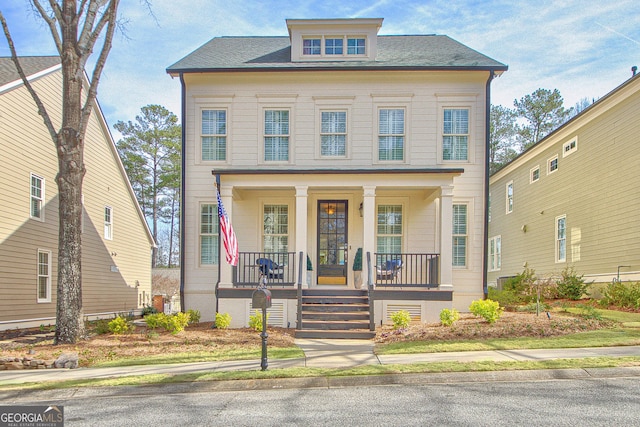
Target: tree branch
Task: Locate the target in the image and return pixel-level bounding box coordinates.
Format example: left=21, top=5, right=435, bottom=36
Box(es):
left=0, top=11, right=58, bottom=142
left=31, top=0, right=63, bottom=53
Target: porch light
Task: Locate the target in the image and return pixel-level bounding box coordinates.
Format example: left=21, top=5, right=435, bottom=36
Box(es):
left=359, top=202, right=363, bottom=217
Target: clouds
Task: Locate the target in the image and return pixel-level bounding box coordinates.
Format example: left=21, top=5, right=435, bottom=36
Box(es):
left=1, top=0, right=639, bottom=129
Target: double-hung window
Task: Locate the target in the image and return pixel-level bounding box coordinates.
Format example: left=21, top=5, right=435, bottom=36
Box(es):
left=200, top=203, right=219, bottom=265
left=377, top=205, right=403, bottom=255
left=263, top=205, right=289, bottom=253
left=320, top=111, right=346, bottom=156
left=104, top=206, right=113, bottom=240
left=453, top=204, right=468, bottom=267
left=556, top=215, right=566, bottom=263
left=489, top=236, right=501, bottom=271
left=264, top=110, right=289, bottom=161
left=506, top=181, right=513, bottom=214
left=201, top=109, right=226, bottom=161
left=378, top=109, right=404, bottom=161
left=37, top=249, right=51, bottom=303
left=30, top=173, right=44, bottom=220
left=443, top=108, right=469, bottom=161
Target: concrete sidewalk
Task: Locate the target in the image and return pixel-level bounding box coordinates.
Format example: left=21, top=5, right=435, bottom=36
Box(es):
left=1, top=341, right=639, bottom=387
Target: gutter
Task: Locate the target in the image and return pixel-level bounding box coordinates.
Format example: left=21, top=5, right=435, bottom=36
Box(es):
left=483, top=69, right=496, bottom=297
left=179, top=74, right=186, bottom=312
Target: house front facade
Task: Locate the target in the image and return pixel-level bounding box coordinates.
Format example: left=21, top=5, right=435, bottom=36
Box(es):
left=0, top=56, right=155, bottom=330
left=168, top=19, right=506, bottom=334
left=487, top=72, right=640, bottom=287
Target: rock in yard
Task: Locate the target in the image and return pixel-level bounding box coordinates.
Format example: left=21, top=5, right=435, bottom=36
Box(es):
left=54, top=353, right=79, bottom=369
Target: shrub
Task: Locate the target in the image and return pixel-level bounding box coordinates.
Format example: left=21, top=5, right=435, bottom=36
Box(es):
left=215, top=312, right=232, bottom=329
left=142, top=304, right=158, bottom=316
left=92, top=319, right=111, bottom=335
left=186, top=309, right=201, bottom=324
left=469, top=299, right=503, bottom=324
left=108, top=316, right=133, bottom=334
left=439, top=308, right=460, bottom=327
left=249, top=310, right=269, bottom=331
left=487, top=287, right=521, bottom=310
left=390, top=310, right=411, bottom=330
left=502, top=264, right=538, bottom=304
left=602, top=281, right=640, bottom=309
left=144, top=313, right=166, bottom=329
left=576, top=304, right=603, bottom=320
left=165, top=312, right=191, bottom=334
left=556, top=266, right=590, bottom=300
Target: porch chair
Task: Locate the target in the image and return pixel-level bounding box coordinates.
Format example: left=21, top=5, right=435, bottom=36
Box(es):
left=256, top=258, right=284, bottom=279
left=376, top=259, right=402, bottom=282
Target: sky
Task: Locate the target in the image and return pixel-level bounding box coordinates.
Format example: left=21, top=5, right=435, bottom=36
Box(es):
left=1, top=0, right=640, bottom=137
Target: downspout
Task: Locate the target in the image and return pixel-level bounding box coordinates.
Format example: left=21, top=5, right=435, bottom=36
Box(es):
left=179, top=74, right=187, bottom=312
left=483, top=69, right=496, bottom=298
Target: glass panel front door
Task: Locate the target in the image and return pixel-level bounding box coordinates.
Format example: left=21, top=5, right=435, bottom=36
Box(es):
left=317, top=200, right=348, bottom=285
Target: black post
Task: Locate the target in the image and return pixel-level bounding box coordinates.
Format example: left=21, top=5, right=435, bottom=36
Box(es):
left=260, top=307, right=268, bottom=371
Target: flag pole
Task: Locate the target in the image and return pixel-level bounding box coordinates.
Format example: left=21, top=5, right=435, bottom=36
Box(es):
left=213, top=173, right=221, bottom=320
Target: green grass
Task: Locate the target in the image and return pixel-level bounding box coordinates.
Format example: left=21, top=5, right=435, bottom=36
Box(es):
left=375, top=328, right=640, bottom=355
left=93, top=347, right=304, bottom=367
left=562, top=307, right=640, bottom=326
left=3, top=356, right=640, bottom=391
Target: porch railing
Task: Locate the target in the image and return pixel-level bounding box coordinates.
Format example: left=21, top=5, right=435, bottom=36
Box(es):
left=373, top=252, right=439, bottom=287
left=234, top=252, right=297, bottom=287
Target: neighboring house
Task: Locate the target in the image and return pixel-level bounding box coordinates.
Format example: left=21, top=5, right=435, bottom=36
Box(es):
left=0, top=56, right=155, bottom=331
left=488, top=72, right=640, bottom=287
left=167, top=18, right=507, bottom=336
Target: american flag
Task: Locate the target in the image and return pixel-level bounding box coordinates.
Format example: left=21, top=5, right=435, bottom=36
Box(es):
left=217, top=188, right=239, bottom=266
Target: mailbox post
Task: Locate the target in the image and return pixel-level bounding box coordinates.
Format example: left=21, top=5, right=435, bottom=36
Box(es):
left=252, top=287, right=271, bottom=371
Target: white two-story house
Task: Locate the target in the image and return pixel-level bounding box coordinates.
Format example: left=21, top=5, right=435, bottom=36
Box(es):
left=167, top=18, right=507, bottom=338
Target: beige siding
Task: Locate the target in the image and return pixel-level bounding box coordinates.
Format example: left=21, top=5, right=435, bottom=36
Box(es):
left=0, top=68, right=153, bottom=329
left=488, top=77, right=640, bottom=285
left=183, top=69, right=489, bottom=319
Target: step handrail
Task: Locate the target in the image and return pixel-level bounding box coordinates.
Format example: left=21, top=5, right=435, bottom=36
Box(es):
left=366, top=251, right=375, bottom=331
left=297, top=251, right=303, bottom=329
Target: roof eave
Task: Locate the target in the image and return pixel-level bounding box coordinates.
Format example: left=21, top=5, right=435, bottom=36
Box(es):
left=167, top=65, right=508, bottom=75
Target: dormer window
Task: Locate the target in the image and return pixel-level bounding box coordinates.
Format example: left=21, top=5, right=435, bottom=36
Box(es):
left=325, top=38, right=343, bottom=55
left=347, top=38, right=366, bottom=54
left=302, top=35, right=366, bottom=58
left=303, top=38, right=321, bottom=55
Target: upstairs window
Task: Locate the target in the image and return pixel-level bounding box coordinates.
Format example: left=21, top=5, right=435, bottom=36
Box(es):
left=201, top=109, right=226, bottom=161
left=30, top=173, right=44, bottom=220
left=548, top=155, right=558, bottom=174
left=443, top=108, right=469, bottom=161
left=378, top=108, right=404, bottom=161
left=264, top=110, right=289, bottom=161
left=104, top=206, right=113, bottom=240
left=563, top=137, right=578, bottom=157
left=530, top=166, right=540, bottom=183
left=325, top=38, right=343, bottom=55
left=303, top=38, right=321, bottom=55
left=347, top=38, right=366, bottom=54
left=320, top=111, right=347, bottom=156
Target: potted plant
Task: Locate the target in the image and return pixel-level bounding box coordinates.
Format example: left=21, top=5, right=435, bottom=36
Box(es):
left=306, top=254, right=313, bottom=286
left=353, top=248, right=363, bottom=288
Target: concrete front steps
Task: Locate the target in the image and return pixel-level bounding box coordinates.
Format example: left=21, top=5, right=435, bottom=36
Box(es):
left=295, top=289, right=376, bottom=339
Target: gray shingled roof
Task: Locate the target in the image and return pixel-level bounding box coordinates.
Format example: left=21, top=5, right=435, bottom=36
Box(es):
left=167, top=35, right=506, bottom=73
left=0, top=56, right=60, bottom=86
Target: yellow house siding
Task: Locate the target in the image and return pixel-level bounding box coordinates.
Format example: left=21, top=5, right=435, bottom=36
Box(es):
left=488, top=76, right=640, bottom=285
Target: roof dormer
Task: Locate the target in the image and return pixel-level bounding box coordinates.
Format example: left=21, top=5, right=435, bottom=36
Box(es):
left=286, top=18, right=383, bottom=62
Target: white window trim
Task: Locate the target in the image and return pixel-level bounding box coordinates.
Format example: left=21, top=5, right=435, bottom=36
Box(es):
left=488, top=235, right=501, bottom=272
left=435, top=97, right=475, bottom=164
left=259, top=103, right=295, bottom=164
left=452, top=202, right=469, bottom=269
left=199, top=107, right=229, bottom=164
left=104, top=206, right=113, bottom=240
left=530, top=165, right=540, bottom=183
left=37, top=249, right=52, bottom=303
left=316, top=107, right=351, bottom=159
left=547, top=155, right=559, bottom=175
left=555, top=214, right=567, bottom=263
left=30, top=173, right=45, bottom=222
left=505, top=181, right=513, bottom=214
left=301, top=35, right=368, bottom=59
left=198, top=201, right=219, bottom=268
left=563, top=136, right=578, bottom=157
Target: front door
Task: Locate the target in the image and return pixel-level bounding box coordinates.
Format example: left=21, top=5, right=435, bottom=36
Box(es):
left=317, top=200, right=348, bottom=285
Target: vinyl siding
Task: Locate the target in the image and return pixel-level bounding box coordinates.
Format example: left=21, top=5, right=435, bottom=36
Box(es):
left=0, top=68, right=153, bottom=327
left=488, top=76, right=640, bottom=284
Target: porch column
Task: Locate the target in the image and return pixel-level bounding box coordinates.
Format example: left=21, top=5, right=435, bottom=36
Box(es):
left=439, top=185, right=454, bottom=290
left=295, top=186, right=309, bottom=287
left=219, top=185, right=234, bottom=288
left=362, top=185, right=376, bottom=289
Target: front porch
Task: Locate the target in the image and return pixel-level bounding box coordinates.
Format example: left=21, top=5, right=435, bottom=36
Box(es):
left=217, top=251, right=453, bottom=338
